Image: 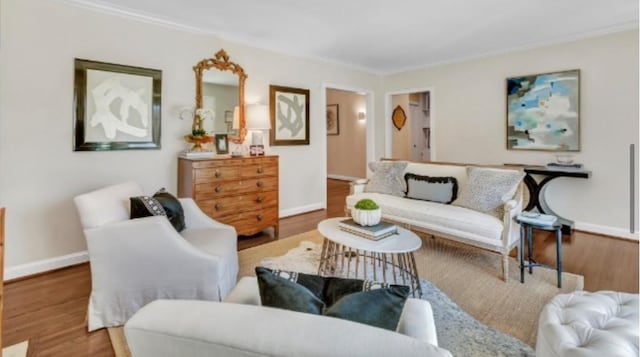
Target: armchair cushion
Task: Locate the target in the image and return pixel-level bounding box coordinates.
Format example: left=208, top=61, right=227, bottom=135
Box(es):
left=130, top=189, right=185, bottom=232
left=255, top=267, right=410, bottom=331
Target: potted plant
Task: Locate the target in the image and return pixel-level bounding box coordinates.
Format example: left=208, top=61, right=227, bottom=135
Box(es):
left=351, top=198, right=382, bottom=226
left=184, top=108, right=214, bottom=151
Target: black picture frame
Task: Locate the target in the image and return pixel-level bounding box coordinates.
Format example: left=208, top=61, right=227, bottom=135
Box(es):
left=73, top=58, right=162, bottom=151
left=269, top=85, right=310, bottom=146
left=215, top=134, right=229, bottom=154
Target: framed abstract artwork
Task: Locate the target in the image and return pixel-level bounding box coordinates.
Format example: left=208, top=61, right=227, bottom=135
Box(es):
left=326, top=104, right=339, bottom=135
left=73, top=59, right=162, bottom=151
left=269, top=85, right=310, bottom=145
left=506, top=69, right=580, bottom=151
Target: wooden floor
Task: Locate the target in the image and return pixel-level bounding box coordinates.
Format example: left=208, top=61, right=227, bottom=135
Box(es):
left=3, top=179, right=638, bottom=356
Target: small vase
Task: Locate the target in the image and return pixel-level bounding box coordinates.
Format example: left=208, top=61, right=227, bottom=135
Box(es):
left=351, top=208, right=382, bottom=226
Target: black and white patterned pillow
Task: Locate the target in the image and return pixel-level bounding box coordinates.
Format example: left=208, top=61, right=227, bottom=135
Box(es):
left=130, top=188, right=186, bottom=232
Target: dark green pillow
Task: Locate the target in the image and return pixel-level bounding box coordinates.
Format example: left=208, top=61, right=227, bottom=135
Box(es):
left=255, top=267, right=410, bottom=330
left=153, top=188, right=185, bottom=232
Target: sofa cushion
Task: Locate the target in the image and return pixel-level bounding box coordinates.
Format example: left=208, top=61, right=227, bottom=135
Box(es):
left=346, top=193, right=504, bottom=246
left=256, top=267, right=410, bottom=331
left=452, top=167, right=524, bottom=217
left=404, top=173, right=458, bottom=204
left=365, top=161, right=408, bottom=197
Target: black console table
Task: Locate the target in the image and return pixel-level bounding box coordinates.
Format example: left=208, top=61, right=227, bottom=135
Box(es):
left=523, top=166, right=591, bottom=235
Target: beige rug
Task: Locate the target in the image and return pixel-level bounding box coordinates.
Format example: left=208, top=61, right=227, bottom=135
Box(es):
left=2, top=341, right=29, bottom=357
left=109, top=229, right=583, bottom=355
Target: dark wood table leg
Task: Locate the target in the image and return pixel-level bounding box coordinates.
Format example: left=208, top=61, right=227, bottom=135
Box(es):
left=556, top=227, right=563, bottom=288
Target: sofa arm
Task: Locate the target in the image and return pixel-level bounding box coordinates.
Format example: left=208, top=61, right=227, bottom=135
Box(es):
left=501, top=184, right=524, bottom=248
left=350, top=179, right=368, bottom=195
left=396, top=298, right=439, bottom=346
left=224, top=277, right=261, bottom=305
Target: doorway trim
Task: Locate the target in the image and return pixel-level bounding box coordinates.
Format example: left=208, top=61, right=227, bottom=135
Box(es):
left=384, top=87, right=436, bottom=161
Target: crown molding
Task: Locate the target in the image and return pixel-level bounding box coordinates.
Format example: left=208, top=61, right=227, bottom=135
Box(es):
left=57, top=0, right=215, bottom=35
left=56, top=0, right=637, bottom=76
left=382, top=20, right=639, bottom=76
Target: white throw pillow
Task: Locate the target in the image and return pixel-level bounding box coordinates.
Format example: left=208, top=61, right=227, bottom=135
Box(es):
left=452, top=167, right=524, bottom=217
left=365, top=161, right=408, bottom=197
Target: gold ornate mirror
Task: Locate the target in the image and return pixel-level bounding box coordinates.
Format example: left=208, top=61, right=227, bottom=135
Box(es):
left=194, top=49, right=247, bottom=144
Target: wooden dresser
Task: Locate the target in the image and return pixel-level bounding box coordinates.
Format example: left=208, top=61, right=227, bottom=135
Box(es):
left=178, top=155, right=279, bottom=237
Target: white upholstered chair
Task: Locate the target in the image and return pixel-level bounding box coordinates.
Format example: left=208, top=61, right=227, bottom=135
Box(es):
left=73, top=181, right=238, bottom=331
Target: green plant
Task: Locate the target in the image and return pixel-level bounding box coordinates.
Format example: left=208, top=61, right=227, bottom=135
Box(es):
left=355, top=198, right=379, bottom=210
left=192, top=128, right=207, bottom=136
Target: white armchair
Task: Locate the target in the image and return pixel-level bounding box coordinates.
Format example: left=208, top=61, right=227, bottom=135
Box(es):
left=73, top=181, right=238, bottom=331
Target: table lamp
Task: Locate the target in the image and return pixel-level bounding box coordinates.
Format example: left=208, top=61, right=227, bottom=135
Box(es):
left=246, top=104, right=270, bottom=155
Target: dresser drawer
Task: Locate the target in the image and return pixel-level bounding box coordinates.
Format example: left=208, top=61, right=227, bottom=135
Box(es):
left=239, top=163, right=277, bottom=178
left=219, top=207, right=278, bottom=236
left=194, top=167, right=240, bottom=183
left=197, top=191, right=278, bottom=219
left=194, top=177, right=278, bottom=200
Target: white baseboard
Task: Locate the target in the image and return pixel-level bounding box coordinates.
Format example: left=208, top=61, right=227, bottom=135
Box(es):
left=327, top=174, right=363, bottom=182
left=5, top=251, right=89, bottom=281
left=280, top=202, right=325, bottom=218
left=574, top=221, right=639, bottom=241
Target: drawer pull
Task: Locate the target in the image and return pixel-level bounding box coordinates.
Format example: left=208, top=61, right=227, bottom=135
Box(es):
left=257, top=181, right=264, bottom=188
left=215, top=186, right=222, bottom=193
left=215, top=170, right=222, bottom=178
left=215, top=203, right=222, bottom=211
left=256, top=196, right=264, bottom=203
left=257, top=214, right=263, bottom=221
left=257, top=167, right=264, bottom=174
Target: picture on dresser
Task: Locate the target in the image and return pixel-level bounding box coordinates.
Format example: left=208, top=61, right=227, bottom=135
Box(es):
left=269, top=85, right=310, bottom=146
left=215, top=134, right=229, bottom=154
left=73, top=58, right=162, bottom=151
left=506, top=69, right=580, bottom=151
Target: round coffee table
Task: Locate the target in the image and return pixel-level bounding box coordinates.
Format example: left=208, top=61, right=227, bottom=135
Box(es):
left=317, top=217, right=423, bottom=297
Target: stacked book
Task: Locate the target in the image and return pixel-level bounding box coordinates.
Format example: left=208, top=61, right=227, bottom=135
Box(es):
left=517, top=212, right=558, bottom=226
left=546, top=162, right=583, bottom=169
left=180, top=150, right=215, bottom=159
left=338, top=219, right=398, bottom=241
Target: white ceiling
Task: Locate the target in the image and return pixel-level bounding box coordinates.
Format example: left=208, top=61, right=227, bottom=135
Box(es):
left=69, top=0, right=638, bottom=74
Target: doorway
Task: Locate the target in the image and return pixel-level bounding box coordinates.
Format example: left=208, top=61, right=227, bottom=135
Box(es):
left=386, top=88, right=434, bottom=162
left=325, top=88, right=368, bottom=181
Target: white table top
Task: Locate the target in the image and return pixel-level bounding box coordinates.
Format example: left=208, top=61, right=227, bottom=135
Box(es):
left=317, top=217, right=422, bottom=253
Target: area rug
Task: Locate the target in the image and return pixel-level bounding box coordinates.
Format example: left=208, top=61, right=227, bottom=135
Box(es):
left=108, top=229, right=583, bottom=357
left=2, top=341, right=29, bottom=357
left=239, top=230, right=583, bottom=350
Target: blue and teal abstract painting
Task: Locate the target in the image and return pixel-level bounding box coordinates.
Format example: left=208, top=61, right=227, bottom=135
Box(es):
left=507, top=70, right=580, bottom=151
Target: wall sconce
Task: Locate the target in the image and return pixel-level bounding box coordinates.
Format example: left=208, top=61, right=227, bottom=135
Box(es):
left=358, top=111, right=366, bottom=121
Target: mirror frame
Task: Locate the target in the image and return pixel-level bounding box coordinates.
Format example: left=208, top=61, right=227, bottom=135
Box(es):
left=194, top=49, right=247, bottom=144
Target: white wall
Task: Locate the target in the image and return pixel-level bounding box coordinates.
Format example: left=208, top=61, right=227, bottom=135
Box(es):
left=0, top=0, right=380, bottom=275
left=390, top=94, right=410, bottom=159
left=326, top=89, right=367, bottom=179
left=383, top=30, right=639, bottom=238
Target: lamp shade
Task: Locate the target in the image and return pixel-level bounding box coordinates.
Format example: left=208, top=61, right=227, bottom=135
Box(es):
left=245, top=104, right=270, bottom=130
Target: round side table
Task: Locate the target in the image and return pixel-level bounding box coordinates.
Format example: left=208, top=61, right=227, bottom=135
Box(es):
left=517, top=217, right=563, bottom=288
left=317, top=217, right=423, bottom=297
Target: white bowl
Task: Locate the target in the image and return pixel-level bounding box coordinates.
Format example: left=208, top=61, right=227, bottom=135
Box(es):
left=555, top=154, right=574, bottom=164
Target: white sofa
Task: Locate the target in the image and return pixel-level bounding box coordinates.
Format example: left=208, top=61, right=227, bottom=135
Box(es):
left=124, top=277, right=453, bottom=357
left=73, top=181, right=239, bottom=331
left=346, top=162, right=523, bottom=281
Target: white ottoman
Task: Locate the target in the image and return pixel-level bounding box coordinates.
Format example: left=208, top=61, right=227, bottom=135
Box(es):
left=536, top=291, right=639, bottom=357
